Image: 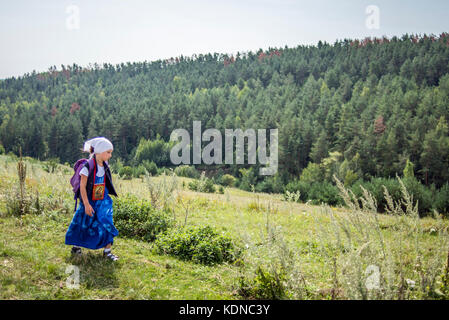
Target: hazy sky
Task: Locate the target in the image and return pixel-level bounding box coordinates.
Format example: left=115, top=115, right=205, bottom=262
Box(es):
left=1, top=0, right=449, bottom=79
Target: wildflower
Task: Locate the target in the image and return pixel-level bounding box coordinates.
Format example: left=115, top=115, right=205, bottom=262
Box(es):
left=406, top=279, right=416, bottom=288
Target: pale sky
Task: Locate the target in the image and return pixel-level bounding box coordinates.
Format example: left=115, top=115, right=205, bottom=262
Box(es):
left=1, top=0, right=449, bottom=79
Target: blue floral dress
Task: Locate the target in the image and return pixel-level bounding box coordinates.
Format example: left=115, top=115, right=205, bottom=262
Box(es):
left=65, top=174, right=119, bottom=249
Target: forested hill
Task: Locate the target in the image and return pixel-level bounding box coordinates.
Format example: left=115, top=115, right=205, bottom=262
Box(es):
left=1, top=33, right=449, bottom=188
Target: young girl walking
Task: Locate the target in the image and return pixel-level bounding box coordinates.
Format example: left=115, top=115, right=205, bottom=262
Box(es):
left=65, top=137, right=119, bottom=261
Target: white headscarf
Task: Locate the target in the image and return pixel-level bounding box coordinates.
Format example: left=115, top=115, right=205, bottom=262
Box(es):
left=83, top=137, right=113, bottom=156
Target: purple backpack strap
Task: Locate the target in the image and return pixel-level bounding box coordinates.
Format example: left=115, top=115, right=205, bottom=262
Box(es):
left=87, top=157, right=96, bottom=176
left=73, top=158, right=96, bottom=212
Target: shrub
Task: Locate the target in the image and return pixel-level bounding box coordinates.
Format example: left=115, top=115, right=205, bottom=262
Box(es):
left=133, top=164, right=147, bottom=178
left=308, top=181, right=343, bottom=206
left=113, top=193, right=174, bottom=242
left=238, top=265, right=289, bottom=299
left=144, top=171, right=178, bottom=211
left=4, top=187, right=39, bottom=216
left=157, top=167, right=173, bottom=176
left=344, top=169, right=359, bottom=187
left=142, top=160, right=158, bottom=176
left=109, top=157, right=124, bottom=175
left=213, top=168, right=225, bottom=183
left=188, top=172, right=216, bottom=193
left=351, top=176, right=433, bottom=216
left=299, top=162, right=324, bottom=185
left=154, top=225, right=241, bottom=265
left=119, top=166, right=133, bottom=180
left=351, top=178, right=402, bottom=213
left=188, top=180, right=197, bottom=191
left=238, top=167, right=257, bottom=191
left=4, top=155, right=42, bottom=216
left=403, top=159, right=415, bottom=178
left=174, top=165, right=199, bottom=179
left=284, top=179, right=308, bottom=202
left=283, top=190, right=301, bottom=202
left=134, top=135, right=174, bottom=167
left=434, top=182, right=449, bottom=216
left=284, top=179, right=342, bottom=206
left=255, top=175, right=284, bottom=194
left=6, top=151, right=17, bottom=159
left=0, top=144, right=5, bottom=154
left=219, top=174, right=236, bottom=187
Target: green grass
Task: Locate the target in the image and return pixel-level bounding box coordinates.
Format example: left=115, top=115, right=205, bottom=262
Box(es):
left=1, top=154, right=449, bottom=299
left=0, top=211, right=238, bottom=299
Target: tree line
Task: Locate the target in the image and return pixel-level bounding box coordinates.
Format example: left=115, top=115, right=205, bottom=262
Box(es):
left=1, top=33, right=449, bottom=193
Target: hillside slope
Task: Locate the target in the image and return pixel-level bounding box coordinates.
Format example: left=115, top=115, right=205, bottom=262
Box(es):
left=1, top=154, right=449, bottom=299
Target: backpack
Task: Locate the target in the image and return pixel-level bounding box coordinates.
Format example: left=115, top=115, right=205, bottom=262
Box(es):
left=70, top=157, right=96, bottom=212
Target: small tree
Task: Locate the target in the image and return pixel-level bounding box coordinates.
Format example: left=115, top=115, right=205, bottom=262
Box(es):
left=299, top=162, right=324, bottom=184
left=403, top=159, right=415, bottom=178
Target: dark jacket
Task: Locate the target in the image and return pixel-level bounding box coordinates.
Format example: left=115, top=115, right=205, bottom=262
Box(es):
left=83, top=155, right=118, bottom=202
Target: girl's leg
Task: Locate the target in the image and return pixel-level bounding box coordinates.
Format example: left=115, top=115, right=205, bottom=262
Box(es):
left=71, top=246, right=82, bottom=255
left=103, top=243, right=118, bottom=261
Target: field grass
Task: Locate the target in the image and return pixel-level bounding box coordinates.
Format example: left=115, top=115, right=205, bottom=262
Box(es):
left=1, top=154, right=449, bottom=300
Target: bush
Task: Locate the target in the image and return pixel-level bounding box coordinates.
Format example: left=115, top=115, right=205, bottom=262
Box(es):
left=344, top=169, right=359, bottom=187
left=4, top=156, right=43, bottom=216
left=154, top=225, right=241, bottom=265
left=299, top=162, right=324, bottom=185
left=4, top=187, right=40, bottom=216
left=134, top=135, right=174, bottom=167
left=255, top=175, right=284, bottom=194
left=142, top=160, right=158, bottom=176
left=284, top=179, right=308, bottom=202
left=144, top=171, right=178, bottom=211
left=113, top=193, right=174, bottom=242
left=174, top=165, right=199, bottom=179
left=188, top=172, right=216, bottom=193
left=351, top=176, right=433, bottom=216
left=219, top=174, right=236, bottom=187
left=133, top=164, right=147, bottom=178
left=351, top=178, right=402, bottom=213
left=0, top=144, right=5, bottom=154
left=238, top=167, right=257, bottom=191
left=434, top=183, right=449, bottom=216
left=284, top=179, right=341, bottom=205
left=238, top=265, right=289, bottom=299
left=283, top=190, right=301, bottom=202
left=6, top=151, right=17, bottom=159
left=157, top=167, right=173, bottom=176
left=308, top=181, right=343, bottom=206
left=118, top=166, right=133, bottom=179
left=109, top=158, right=124, bottom=175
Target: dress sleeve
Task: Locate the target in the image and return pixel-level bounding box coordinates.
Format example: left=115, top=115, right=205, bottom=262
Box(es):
left=79, top=166, right=89, bottom=176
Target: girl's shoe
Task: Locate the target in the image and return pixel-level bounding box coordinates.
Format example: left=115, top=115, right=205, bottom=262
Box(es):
left=71, top=246, right=82, bottom=256
left=103, top=250, right=119, bottom=261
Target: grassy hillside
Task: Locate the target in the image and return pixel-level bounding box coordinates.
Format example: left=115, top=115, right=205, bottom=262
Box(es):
left=1, top=154, right=449, bottom=299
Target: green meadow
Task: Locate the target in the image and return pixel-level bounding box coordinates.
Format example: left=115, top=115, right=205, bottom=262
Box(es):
left=1, top=154, right=448, bottom=300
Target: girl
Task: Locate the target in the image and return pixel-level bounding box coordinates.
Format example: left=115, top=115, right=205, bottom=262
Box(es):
left=65, top=137, right=119, bottom=261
